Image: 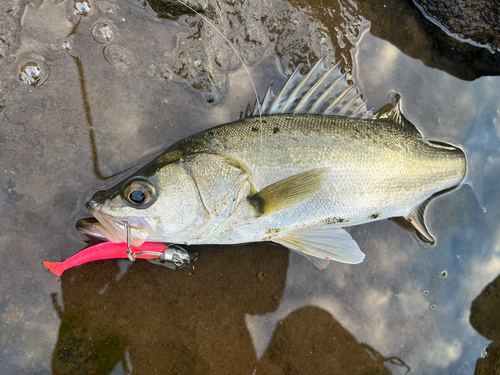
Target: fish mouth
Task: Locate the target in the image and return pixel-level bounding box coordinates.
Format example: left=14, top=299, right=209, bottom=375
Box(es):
left=76, top=201, right=151, bottom=246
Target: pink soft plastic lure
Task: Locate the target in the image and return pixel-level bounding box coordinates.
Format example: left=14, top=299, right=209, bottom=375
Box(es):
left=43, top=242, right=168, bottom=276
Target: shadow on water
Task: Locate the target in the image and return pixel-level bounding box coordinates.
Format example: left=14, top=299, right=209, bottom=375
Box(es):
left=50, top=243, right=406, bottom=374
left=65, top=16, right=120, bottom=181
left=50, top=244, right=288, bottom=374
left=259, top=306, right=409, bottom=374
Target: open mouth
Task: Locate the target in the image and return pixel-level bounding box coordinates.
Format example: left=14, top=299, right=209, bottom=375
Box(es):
left=76, top=203, right=150, bottom=246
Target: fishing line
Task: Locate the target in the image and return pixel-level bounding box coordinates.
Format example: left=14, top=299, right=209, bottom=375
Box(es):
left=174, top=0, right=264, bottom=170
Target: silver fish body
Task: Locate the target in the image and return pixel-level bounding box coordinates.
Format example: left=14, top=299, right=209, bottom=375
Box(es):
left=176, top=114, right=465, bottom=242
left=79, top=58, right=469, bottom=264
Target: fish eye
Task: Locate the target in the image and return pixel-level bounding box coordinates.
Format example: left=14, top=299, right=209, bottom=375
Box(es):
left=123, top=179, right=156, bottom=208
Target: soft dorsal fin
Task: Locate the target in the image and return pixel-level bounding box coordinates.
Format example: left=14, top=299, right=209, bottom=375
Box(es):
left=377, top=98, right=423, bottom=137
left=247, top=169, right=327, bottom=216
left=250, top=54, right=374, bottom=119
left=273, top=226, right=365, bottom=264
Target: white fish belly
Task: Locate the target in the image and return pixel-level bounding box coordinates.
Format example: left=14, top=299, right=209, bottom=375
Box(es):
left=193, top=171, right=425, bottom=245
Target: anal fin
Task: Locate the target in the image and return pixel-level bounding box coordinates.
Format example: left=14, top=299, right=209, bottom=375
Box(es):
left=405, top=199, right=435, bottom=245
left=273, top=226, right=365, bottom=264
left=247, top=169, right=326, bottom=216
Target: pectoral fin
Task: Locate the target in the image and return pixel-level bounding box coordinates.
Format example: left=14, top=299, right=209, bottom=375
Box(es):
left=273, top=225, right=365, bottom=264
left=405, top=200, right=435, bottom=245
left=247, top=169, right=327, bottom=216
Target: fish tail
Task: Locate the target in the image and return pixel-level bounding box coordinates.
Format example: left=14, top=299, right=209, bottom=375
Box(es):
left=462, top=99, right=499, bottom=212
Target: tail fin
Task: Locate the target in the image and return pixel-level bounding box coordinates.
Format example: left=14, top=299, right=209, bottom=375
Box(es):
left=462, top=100, right=499, bottom=212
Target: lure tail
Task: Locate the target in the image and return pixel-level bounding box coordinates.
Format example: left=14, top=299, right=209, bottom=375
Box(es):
left=43, top=261, right=66, bottom=277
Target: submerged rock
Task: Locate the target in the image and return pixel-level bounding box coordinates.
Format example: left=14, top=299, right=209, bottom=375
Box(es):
left=413, top=0, right=500, bottom=53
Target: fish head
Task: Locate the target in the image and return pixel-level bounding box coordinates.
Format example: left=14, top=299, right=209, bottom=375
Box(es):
left=77, top=161, right=209, bottom=245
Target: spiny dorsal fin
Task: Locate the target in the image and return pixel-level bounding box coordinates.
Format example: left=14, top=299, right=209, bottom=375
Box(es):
left=250, top=55, right=374, bottom=119
left=247, top=169, right=327, bottom=216
left=252, top=83, right=275, bottom=117
left=269, top=63, right=304, bottom=114
left=377, top=98, right=423, bottom=137
left=274, top=226, right=365, bottom=264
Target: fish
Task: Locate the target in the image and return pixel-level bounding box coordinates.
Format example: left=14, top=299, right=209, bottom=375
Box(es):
left=76, top=55, right=479, bottom=266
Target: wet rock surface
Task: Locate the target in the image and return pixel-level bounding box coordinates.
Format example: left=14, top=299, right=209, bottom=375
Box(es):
left=414, top=0, right=500, bottom=53
left=155, top=0, right=351, bottom=104
left=359, top=0, right=500, bottom=80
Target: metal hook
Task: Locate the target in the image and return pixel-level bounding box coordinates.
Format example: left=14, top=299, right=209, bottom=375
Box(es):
left=125, top=226, right=198, bottom=270
left=126, top=222, right=136, bottom=262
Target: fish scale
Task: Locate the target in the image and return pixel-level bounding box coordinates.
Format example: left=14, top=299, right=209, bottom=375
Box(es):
left=184, top=114, right=464, bottom=195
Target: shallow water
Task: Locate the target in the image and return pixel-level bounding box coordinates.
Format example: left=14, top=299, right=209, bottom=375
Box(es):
left=1, top=0, right=499, bottom=373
